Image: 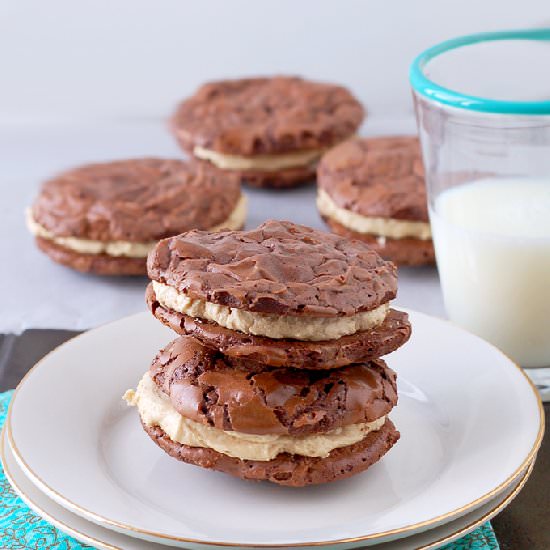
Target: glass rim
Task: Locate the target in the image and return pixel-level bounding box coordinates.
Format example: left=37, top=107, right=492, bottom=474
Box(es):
left=409, top=28, right=550, bottom=115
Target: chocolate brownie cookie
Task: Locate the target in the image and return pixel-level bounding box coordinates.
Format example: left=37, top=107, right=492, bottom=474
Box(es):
left=35, top=237, right=146, bottom=276
left=144, top=418, right=399, bottom=487
left=125, top=354, right=399, bottom=487
left=27, top=158, right=246, bottom=275
left=146, top=221, right=410, bottom=366
left=150, top=335, right=398, bottom=436
left=171, top=77, right=365, bottom=189
left=127, top=219, right=409, bottom=486
left=146, top=283, right=411, bottom=369
left=325, top=220, right=435, bottom=267
left=147, top=220, right=396, bottom=317
left=317, top=136, right=434, bottom=266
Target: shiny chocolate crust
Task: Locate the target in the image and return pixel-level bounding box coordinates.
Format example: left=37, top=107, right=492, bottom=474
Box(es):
left=36, top=237, right=147, bottom=275
left=147, top=220, right=397, bottom=316
left=171, top=77, right=365, bottom=156
left=146, top=284, right=411, bottom=369
left=31, top=158, right=242, bottom=242
left=150, top=335, right=398, bottom=436
left=143, top=418, right=399, bottom=487
left=325, top=218, right=435, bottom=266
left=318, top=136, right=428, bottom=221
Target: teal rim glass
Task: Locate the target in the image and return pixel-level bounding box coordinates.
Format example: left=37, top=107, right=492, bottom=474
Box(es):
left=410, top=29, right=550, bottom=115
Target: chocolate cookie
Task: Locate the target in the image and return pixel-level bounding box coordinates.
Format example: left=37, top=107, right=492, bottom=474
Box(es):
left=150, top=335, right=398, bottom=436
left=144, top=418, right=399, bottom=487
left=233, top=163, right=317, bottom=190
left=27, top=158, right=245, bottom=275
left=128, top=219, right=407, bottom=486
left=147, top=220, right=397, bottom=316
left=317, top=136, right=434, bottom=265
left=146, top=283, right=411, bottom=369
left=324, top=219, right=435, bottom=266
left=36, top=237, right=146, bottom=276
left=171, top=77, right=365, bottom=189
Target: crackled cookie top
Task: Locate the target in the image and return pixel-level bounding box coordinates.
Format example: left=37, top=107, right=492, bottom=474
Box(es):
left=30, top=158, right=243, bottom=242
left=147, top=220, right=397, bottom=317
left=172, top=77, right=365, bottom=156
left=149, top=335, right=398, bottom=436
left=318, top=136, right=428, bottom=221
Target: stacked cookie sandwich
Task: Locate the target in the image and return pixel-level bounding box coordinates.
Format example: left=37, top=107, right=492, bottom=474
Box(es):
left=125, top=220, right=411, bottom=486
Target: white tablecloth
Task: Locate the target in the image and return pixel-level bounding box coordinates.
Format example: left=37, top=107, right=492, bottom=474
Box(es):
left=0, top=120, right=444, bottom=333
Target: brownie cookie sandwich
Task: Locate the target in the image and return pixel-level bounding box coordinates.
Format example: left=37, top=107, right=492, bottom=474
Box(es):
left=128, top=220, right=410, bottom=486
left=127, top=220, right=410, bottom=485
left=146, top=220, right=411, bottom=369
left=27, top=158, right=247, bottom=275
left=317, top=136, right=434, bottom=265
left=125, top=335, right=400, bottom=487
left=171, top=76, right=365, bottom=189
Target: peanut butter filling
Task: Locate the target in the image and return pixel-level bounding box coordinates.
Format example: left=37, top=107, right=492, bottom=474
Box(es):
left=317, top=189, right=432, bottom=240
left=124, top=372, right=386, bottom=461
left=26, top=195, right=247, bottom=258
left=152, top=280, right=390, bottom=341
left=194, top=146, right=323, bottom=172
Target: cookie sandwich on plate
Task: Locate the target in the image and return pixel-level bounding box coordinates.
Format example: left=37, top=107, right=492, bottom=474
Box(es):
left=125, top=220, right=411, bottom=486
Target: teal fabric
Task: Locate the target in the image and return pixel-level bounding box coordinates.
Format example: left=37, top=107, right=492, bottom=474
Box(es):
left=0, top=391, right=499, bottom=549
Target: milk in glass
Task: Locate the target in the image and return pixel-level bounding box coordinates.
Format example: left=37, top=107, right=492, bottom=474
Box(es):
left=430, top=177, right=550, bottom=367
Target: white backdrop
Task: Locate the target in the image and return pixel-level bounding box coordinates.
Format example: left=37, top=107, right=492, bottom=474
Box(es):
left=1, top=0, right=549, bottom=124
left=0, top=1, right=548, bottom=331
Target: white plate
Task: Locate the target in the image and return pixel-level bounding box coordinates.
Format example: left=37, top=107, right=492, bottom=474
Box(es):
left=1, top=427, right=534, bottom=550
left=6, top=311, right=544, bottom=548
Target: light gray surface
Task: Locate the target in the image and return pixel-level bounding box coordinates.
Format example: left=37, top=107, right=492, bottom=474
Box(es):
left=0, top=121, right=444, bottom=333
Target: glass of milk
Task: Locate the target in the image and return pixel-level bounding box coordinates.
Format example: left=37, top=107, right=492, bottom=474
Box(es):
left=410, top=29, right=550, bottom=396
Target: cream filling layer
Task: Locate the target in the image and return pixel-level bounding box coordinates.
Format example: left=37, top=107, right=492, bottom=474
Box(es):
left=317, top=189, right=432, bottom=240
left=152, top=280, right=389, bottom=341
left=124, top=372, right=386, bottom=461
left=26, top=195, right=247, bottom=258
left=194, top=146, right=323, bottom=172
